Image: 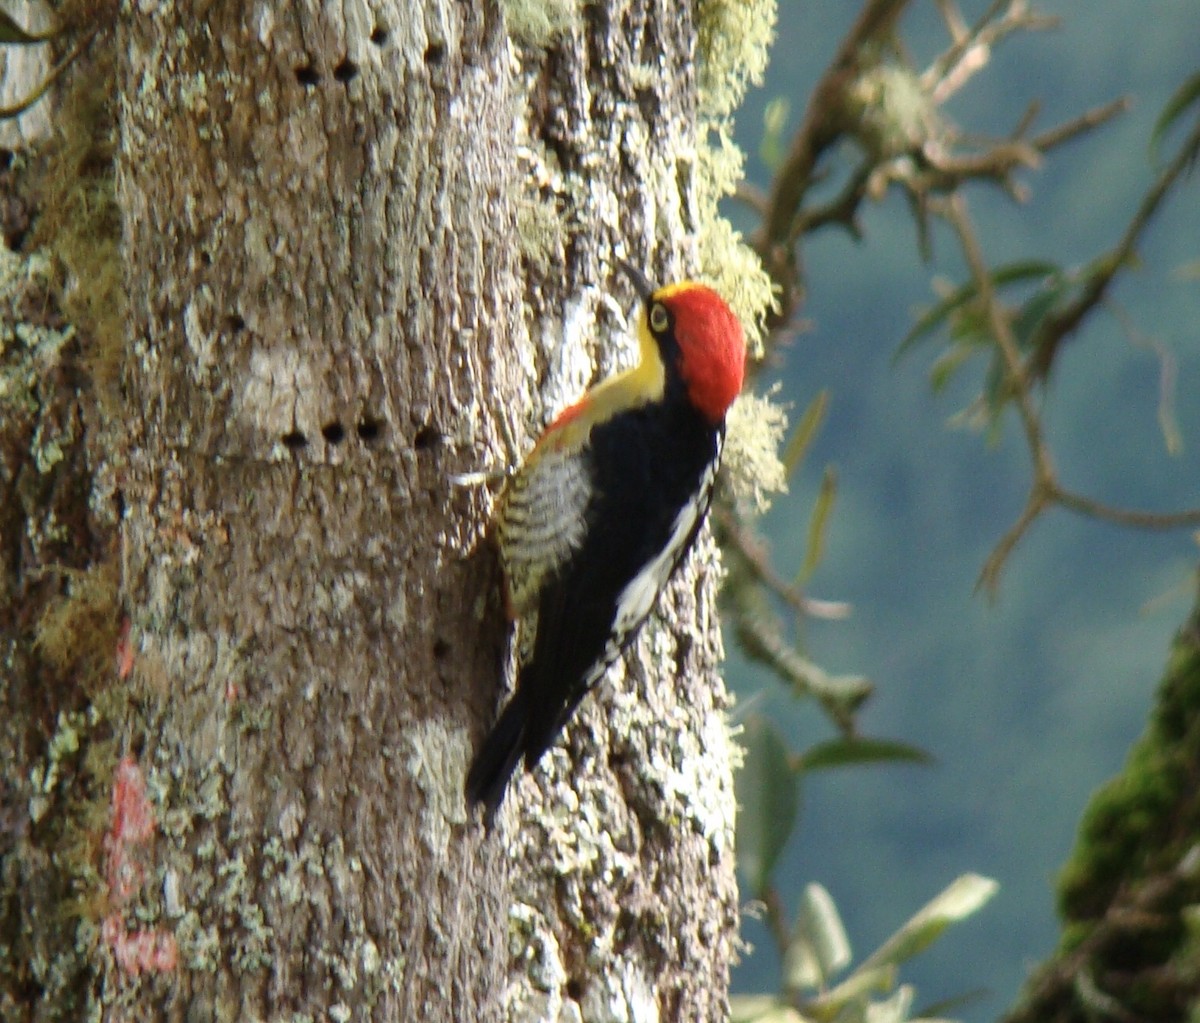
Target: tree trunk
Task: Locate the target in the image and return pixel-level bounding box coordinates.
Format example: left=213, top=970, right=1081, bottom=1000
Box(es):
left=2, top=0, right=751, bottom=1019
left=1000, top=580, right=1200, bottom=1023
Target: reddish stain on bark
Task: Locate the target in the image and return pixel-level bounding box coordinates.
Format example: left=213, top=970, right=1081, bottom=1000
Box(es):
left=102, top=756, right=177, bottom=976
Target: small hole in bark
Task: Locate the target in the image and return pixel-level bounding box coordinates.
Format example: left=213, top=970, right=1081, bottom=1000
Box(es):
left=357, top=417, right=384, bottom=442
left=566, top=977, right=585, bottom=1001
left=370, top=26, right=388, bottom=45
left=432, top=638, right=450, bottom=660
left=281, top=430, right=308, bottom=450
left=414, top=425, right=441, bottom=450
left=225, top=313, right=246, bottom=332
left=295, top=64, right=321, bottom=87
left=425, top=43, right=446, bottom=65
left=321, top=421, right=346, bottom=444
left=333, top=59, right=358, bottom=84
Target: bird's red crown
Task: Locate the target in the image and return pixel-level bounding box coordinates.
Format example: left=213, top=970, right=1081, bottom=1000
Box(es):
left=657, top=283, right=746, bottom=424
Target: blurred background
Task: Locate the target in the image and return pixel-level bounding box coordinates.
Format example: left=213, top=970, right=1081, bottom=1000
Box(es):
left=724, top=3, right=1200, bottom=1019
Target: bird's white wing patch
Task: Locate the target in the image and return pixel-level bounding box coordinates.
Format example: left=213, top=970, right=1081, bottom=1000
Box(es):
left=584, top=443, right=721, bottom=691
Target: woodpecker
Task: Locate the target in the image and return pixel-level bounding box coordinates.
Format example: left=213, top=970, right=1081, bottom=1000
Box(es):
left=465, top=262, right=747, bottom=817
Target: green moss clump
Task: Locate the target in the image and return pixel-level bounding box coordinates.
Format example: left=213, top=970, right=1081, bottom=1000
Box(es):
left=1042, top=586, right=1200, bottom=1019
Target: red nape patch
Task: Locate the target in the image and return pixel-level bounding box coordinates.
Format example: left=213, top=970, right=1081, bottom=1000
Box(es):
left=546, top=399, right=588, bottom=433
left=662, top=286, right=746, bottom=423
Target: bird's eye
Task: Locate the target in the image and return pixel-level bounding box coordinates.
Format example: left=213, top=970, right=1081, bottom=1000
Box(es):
left=649, top=303, right=669, bottom=333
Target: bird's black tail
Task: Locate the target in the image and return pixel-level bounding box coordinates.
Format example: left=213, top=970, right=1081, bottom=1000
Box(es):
left=465, top=694, right=528, bottom=821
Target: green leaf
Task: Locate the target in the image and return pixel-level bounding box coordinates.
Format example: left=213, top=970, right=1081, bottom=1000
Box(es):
left=1151, top=71, right=1200, bottom=160
left=807, top=964, right=896, bottom=1017
left=781, top=390, right=828, bottom=478
left=858, top=874, right=999, bottom=973
left=730, top=995, right=806, bottom=1023
left=897, top=261, right=1061, bottom=358
left=760, top=96, right=792, bottom=173
left=800, top=736, right=933, bottom=771
left=0, top=11, right=56, bottom=44
left=915, top=987, right=990, bottom=1020
left=736, top=714, right=801, bottom=896
left=1011, top=276, right=1069, bottom=351
left=799, top=467, right=836, bottom=583
left=928, top=343, right=976, bottom=393
left=784, top=882, right=851, bottom=991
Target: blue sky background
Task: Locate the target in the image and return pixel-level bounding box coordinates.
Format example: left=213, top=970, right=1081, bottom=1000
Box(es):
left=724, top=4, right=1199, bottom=1018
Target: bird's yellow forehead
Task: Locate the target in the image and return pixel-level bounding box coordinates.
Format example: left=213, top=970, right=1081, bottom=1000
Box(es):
left=652, top=280, right=705, bottom=302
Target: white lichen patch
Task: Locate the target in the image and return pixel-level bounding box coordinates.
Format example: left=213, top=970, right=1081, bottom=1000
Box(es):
left=182, top=284, right=218, bottom=372
left=237, top=345, right=318, bottom=448
left=674, top=710, right=740, bottom=854
left=542, top=295, right=595, bottom=408
left=403, top=719, right=472, bottom=858
left=509, top=901, right=569, bottom=991
left=580, top=956, right=660, bottom=1023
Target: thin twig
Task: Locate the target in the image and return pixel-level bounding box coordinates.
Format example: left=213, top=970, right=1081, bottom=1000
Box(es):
left=755, top=0, right=915, bottom=323
left=0, top=26, right=100, bottom=119
left=1050, top=485, right=1200, bottom=530
left=940, top=192, right=1200, bottom=592
left=1029, top=97, right=1131, bottom=152
left=940, top=194, right=1051, bottom=480
left=1030, top=109, right=1200, bottom=377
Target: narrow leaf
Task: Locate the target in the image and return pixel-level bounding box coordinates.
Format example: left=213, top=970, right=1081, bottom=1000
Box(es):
left=928, top=344, right=976, bottom=393
left=730, top=996, right=806, bottom=1023
left=801, top=736, right=934, bottom=771
left=1151, top=71, right=1200, bottom=159
left=859, top=874, right=999, bottom=973
left=798, top=882, right=852, bottom=979
left=736, top=714, right=801, bottom=896
left=799, top=466, right=836, bottom=583
left=897, top=261, right=1061, bottom=357
left=915, top=986, right=990, bottom=1019
left=781, top=390, right=828, bottom=478
left=808, top=964, right=896, bottom=1017
left=864, top=984, right=914, bottom=1023
left=1011, top=280, right=1067, bottom=351
left=760, top=96, right=792, bottom=173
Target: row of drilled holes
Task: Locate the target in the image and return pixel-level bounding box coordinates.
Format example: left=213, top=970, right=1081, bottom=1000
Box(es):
left=280, top=422, right=442, bottom=452
left=294, top=27, right=449, bottom=87
left=281, top=419, right=383, bottom=450
left=278, top=27, right=445, bottom=458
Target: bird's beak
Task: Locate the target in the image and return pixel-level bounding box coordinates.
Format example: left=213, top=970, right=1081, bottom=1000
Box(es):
left=617, top=260, right=656, bottom=302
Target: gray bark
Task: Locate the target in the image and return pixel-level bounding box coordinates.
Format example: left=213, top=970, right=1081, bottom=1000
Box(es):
left=2, top=0, right=741, bottom=1019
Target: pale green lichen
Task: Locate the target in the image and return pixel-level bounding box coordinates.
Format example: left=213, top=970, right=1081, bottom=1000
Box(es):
left=502, top=0, right=580, bottom=49
left=691, top=0, right=780, bottom=354
left=847, top=62, right=943, bottom=159
left=0, top=245, right=76, bottom=410
left=404, top=719, right=472, bottom=858
left=28, top=710, right=88, bottom=822
left=722, top=390, right=789, bottom=514
left=696, top=0, right=777, bottom=120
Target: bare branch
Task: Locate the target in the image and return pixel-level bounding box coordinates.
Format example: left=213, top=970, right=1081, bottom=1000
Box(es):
left=1050, top=485, right=1200, bottom=530
left=754, top=0, right=916, bottom=323
left=1030, top=109, right=1200, bottom=378
left=1029, top=97, right=1130, bottom=152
